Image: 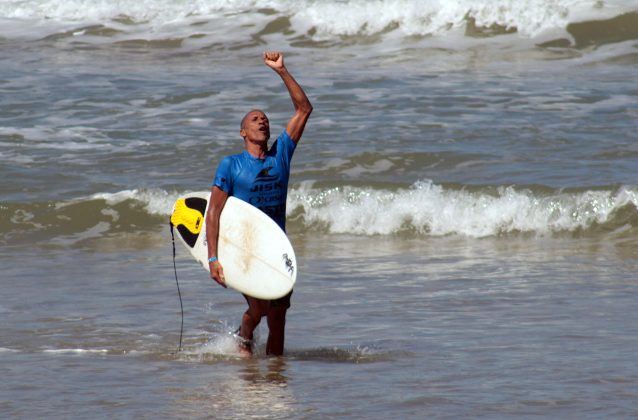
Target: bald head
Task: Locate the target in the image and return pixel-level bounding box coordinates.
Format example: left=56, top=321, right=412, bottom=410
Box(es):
left=239, top=109, right=270, bottom=143
left=241, top=109, right=267, bottom=130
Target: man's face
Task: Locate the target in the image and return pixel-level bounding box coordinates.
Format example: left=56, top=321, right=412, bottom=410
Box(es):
left=240, top=110, right=270, bottom=143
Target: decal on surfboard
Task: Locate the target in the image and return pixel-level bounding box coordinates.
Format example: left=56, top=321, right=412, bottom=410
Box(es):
left=282, top=253, right=294, bottom=276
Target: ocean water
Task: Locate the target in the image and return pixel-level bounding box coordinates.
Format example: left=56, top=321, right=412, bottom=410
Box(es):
left=1, top=0, right=638, bottom=418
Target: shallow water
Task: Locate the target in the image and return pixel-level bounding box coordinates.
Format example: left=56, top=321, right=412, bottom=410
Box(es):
left=2, top=233, right=638, bottom=418
left=2, top=1, right=638, bottom=418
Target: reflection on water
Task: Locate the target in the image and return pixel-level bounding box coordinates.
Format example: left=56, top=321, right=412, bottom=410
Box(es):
left=171, top=358, right=295, bottom=419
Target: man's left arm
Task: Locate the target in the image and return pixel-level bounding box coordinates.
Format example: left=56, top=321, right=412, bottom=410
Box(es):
left=263, top=52, right=313, bottom=144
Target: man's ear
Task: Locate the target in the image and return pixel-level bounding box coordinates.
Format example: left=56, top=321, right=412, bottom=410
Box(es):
left=239, top=128, right=246, bottom=138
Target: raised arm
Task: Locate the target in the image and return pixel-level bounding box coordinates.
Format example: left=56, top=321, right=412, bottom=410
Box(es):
left=263, top=52, right=313, bottom=144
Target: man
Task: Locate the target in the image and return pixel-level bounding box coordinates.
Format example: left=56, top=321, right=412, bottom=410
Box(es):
left=205, top=52, right=312, bottom=356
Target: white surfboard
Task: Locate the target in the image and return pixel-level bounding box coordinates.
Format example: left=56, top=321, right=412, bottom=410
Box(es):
left=170, top=192, right=296, bottom=300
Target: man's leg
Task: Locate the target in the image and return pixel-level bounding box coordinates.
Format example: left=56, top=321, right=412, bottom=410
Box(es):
left=240, top=295, right=267, bottom=354
left=266, top=291, right=292, bottom=356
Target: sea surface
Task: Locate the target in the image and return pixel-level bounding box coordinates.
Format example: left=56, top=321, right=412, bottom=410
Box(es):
left=1, top=1, right=638, bottom=418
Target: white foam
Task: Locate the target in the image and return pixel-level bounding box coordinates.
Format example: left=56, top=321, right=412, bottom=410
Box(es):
left=288, top=181, right=638, bottom=237
left=182, top=326, right=254, bottom=359
left=0, top=0, right=635, bottom=41
left=192, top=334, right=243, bottom=356
left=88, top=188, right=184, bottom=215
left=43, top=348, right=109, bottom=354
left=0, top=0, right=224, bottom=24
left=49, top=221, right=112, bottom=245
left=0, top=126, right=117, bottom=152
left=64, top=183, right=638, bottom=238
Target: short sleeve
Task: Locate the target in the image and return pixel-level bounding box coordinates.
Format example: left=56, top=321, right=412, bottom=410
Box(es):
left=275, top=130, right=296, bottom=165
left=213, top=156, right=233, bottom=193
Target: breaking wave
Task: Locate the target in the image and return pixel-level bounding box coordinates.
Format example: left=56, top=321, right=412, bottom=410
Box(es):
left=288, top=181, right=638, bottom=237
left=1, top=0, right=636, bottom=51
left=1, top=182, right=637, bottom=247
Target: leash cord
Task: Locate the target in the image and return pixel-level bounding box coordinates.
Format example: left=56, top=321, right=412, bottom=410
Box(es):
left=169, top=222, right=184, bottom=352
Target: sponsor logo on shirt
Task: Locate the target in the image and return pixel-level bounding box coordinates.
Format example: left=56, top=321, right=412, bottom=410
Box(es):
left=249, top=166, right=286, bottom=221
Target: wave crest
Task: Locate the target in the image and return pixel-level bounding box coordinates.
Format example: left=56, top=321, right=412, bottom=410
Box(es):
left=288, top=181, right=638, bottom=237
left=1, top=0, right=636, bottom=49
left=1, top=183, right=636, bottom=248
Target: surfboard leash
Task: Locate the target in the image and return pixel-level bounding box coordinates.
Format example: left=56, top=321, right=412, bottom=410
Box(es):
left=169, top=221, right=184, bottom=353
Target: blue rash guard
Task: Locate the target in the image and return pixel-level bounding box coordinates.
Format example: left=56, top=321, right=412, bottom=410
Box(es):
left=213, top=130, right=296, bottom=231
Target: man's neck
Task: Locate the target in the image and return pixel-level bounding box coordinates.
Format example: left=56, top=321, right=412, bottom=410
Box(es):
left=244, top=139, right=268, bottom=159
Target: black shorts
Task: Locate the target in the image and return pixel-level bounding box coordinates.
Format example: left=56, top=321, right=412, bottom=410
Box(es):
left=243, top=290, right=293, bottom=310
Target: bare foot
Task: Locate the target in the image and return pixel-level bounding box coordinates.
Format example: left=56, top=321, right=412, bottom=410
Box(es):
left=236, top=333, right=253, bottom=357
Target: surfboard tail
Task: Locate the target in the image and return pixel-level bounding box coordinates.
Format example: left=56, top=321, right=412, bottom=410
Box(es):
left=170, top=196, right=208, bottom=248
